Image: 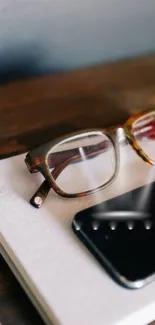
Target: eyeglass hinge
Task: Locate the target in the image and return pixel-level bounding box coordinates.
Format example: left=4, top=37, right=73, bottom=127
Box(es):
left=25, top=155, right=38, bottom=173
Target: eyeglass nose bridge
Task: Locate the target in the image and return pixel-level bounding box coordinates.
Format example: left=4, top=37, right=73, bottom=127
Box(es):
left=123, top=124, right=155, bottom=167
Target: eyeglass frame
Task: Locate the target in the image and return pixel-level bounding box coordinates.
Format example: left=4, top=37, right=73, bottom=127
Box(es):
left=25, top=107, right=155, bottom=208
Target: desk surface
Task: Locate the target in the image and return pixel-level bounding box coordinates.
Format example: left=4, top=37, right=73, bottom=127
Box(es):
left=1, top=53, right=155, bottom=325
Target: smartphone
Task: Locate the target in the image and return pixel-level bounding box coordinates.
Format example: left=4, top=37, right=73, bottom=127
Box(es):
left=72, top=182, right=155, bottom=289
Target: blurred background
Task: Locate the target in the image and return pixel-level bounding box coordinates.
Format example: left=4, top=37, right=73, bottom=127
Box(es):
left=0, top=0, right=155, bottom=83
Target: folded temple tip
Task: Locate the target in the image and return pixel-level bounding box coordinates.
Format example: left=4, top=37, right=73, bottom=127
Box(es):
left=30, top=195, right=43, bottom=208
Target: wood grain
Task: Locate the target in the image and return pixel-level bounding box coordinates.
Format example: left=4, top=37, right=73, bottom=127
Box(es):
left=1, top=54, right=155, bottom=158
left=1, top=54, right=155, bottom=325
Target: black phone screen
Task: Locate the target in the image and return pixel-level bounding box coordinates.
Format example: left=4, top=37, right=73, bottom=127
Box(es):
left=72, top=182, right=155, bottom=287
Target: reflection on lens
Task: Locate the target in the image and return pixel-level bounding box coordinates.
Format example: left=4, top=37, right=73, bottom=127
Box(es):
left=47, top=131, right=116, bottom=195
left=133, top=111, right=155, bottom=162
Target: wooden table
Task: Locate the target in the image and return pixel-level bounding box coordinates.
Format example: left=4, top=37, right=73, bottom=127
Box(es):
left=0, top=256, right=45, bottom=325
left=1, top=53, right=155, bottom=324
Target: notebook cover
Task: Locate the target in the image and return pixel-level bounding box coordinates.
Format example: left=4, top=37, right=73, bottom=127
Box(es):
left=0, top=141, right=155, bottom=325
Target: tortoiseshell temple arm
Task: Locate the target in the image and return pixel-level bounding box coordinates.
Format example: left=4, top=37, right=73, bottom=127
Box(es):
left=29, top=119, right=155, bottom=208
left=30, top=181, right=51, bottom=208
left=30, top=167, right=60, bottom=208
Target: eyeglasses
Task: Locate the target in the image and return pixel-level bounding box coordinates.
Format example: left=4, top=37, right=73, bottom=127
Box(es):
left=25, top=108, right=155, bottom=208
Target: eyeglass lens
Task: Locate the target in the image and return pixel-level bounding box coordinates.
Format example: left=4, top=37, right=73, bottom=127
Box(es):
left=47, top=132, right=116, bottom=195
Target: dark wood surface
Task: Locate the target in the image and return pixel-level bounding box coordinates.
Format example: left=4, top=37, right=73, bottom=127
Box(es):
left=0, top=256, right=45, bottom=325
left=1, top=53, right=155, bottom=325
left=1, top=53, right=155, bottom=159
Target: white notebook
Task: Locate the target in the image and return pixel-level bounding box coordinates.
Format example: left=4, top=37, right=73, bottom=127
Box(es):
left=1, top=139, right=155, bottom=325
